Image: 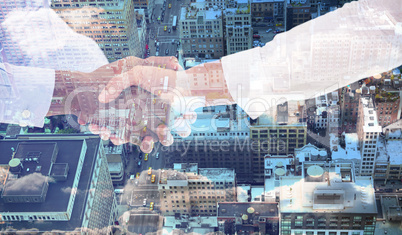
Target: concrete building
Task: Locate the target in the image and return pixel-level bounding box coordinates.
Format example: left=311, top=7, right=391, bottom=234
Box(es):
left=158, top=164, right=236, bottom=217
left=374, top=138, right=402, bottom=183
left=224, top=0, right=253, bottom=55
left=264, top=154, right=295, bottom=203
left=250, top=101, right=307, bottom=183
left=180, top=2, right=225, bottom=59
left=312, top=91, right=340, bottom=132
left=380, top=195, right=402, bottom=222
left=383, top=120, right=402, bottom=140
left=285, top=0, right=312, bottom=31
left=279, top=161, right=377, bottom=235
left=331, top=133, right=362, bottom=176
left=356, top=97, right=382, bottom=176
left=166, top=105, right=253, bottom=182
left=251, top=0, right=285, bottom=22
left=51, top=0, right=143, bottom=62
left=218, top=202, right=279, bottom=235
left=0, top=134, right=117, bottom=233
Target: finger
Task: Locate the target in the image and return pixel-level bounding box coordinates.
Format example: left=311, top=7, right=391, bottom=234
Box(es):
left=156, top=124, right=174, bottom=146
left=88, top=124, right=111, bottom=140
left=147, top=56, right=183, bottom=71
left=140, top=136, right=155, bottom=153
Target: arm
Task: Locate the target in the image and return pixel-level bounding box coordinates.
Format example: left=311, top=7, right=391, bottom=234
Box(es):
left=219, top=0, right=402, bottom=119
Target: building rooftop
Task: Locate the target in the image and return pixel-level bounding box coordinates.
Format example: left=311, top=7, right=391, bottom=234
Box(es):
left=280, top=162, right=377, bottom=214
left=295, top=143, right=328, bottom=162
left=163, top=216, right=217, bottom=234
left=218, top=202, right=279, bottom=218
left=386, top=140, right=402, bottom=165
left=173, top=163, right=199, bottom=173
left=198, top=168, right=235, bottom=181
left=0, top=135, right=101, bottom=231
left=360, top=97, right=382, bottom=133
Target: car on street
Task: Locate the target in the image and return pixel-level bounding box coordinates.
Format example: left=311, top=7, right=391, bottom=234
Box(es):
left=151, top=175, right=156, bottom=183
left=175, top=53, right=178, bottom=58
left=165, top=49, right=169, bottom=55
left=130, top=175, right=135, bottom=180
left=164, top=26, right=167, bottom=31
left=138, top=161, right=141, bottom=167
left=139, top=153, right=142, bottom=159
left=143, top=199, right=147, bottom=207
left=156, top=152, right=159, bottom=159
left=136, top=172, right=140, bottom=179
left=148, top=167, right=152, bottom=175
left=156, top=46, right=159, bottom=52
left=168, top=3, right=171, bottom=8
left=168, top=28, right=171, bottom=33
left=144, top=153, right=148, bottom=161
left=149, top=202, right=154, bottom=211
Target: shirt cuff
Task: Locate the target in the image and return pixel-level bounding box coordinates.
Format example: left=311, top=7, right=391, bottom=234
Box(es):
left=0, top=64, right=55, bottom=127
left=221, top=47, right=269, bottom=119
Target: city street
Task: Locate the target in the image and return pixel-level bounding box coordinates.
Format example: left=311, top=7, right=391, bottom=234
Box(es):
left=148, top=0, right=183, bottom=58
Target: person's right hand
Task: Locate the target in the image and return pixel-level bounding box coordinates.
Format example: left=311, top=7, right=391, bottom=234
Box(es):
left=78, top=56, right=196, bottom=153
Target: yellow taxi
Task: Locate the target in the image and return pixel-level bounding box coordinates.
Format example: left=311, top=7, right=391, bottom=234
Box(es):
left=148, top=167, right=152, bottom=175
left=144, top=153, right=149, bottom=161
left=168, top=3, right=171, bottom=9
left=150, top=202, right=154, bottom=211
left=164, top=26, right=167, bottom=31
left=136, top=172, right=140, bottom=179
left=151, top=174, right=156, bottom=183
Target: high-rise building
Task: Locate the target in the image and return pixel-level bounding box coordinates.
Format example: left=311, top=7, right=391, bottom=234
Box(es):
left=158, top=163, right=236, bottom=217
left=179, top=2, right=225, bottom=59
left=250, top=101, right=307, bottom=183
left=0, top=134, right=117, bottom=233
left=356, top=96, right=382, bottom=176
left=166, top=105, right=253, bottom=182
left=279, top=161, right=377, bottom=235
left=51, top=0, right=143, bottom=62
left=224, top=0, right=253, bottom=55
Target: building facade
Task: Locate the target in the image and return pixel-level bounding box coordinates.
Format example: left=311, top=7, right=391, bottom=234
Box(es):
left=0, top=134, right=117, bottom=233
left=180, top=2, right=225, bottom=59
left=158, top=164, right=236, bottom=217
left=51, top=0, right=143, bottom=62
left=356, top=97, right=382, bottom=176
left=280, top=161, right=377, bottom=235
left=224, top=0, right=253, bottom=55
left=250, top=102, right=307, bottom=183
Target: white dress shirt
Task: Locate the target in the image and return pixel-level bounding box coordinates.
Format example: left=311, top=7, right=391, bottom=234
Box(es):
left=0, top=2, right=108, bottom=127
left=221, top=0, right=402, bottom=119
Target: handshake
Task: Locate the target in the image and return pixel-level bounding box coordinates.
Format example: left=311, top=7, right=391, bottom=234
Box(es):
left=48, top=56, right=209, bottom=153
